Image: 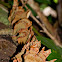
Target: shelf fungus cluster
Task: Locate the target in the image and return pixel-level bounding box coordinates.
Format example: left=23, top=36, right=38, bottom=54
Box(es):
left=8, top=0, right=33, bottom=44
left=13, top=36, right=56, bottom=62
left=8, top=0, right=57, bottom=62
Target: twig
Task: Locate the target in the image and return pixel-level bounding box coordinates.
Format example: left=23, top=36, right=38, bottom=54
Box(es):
left=21, top=0, right=62, bottom=48
left=27, top=0, right=54, bottom=35
left=21, top=0, right=28, bottom=9
left=0, top=4, right=8, bottom=13
left=40, top=30, right=45, bottom=33
left=26, top=0, right=61, bottom=43
left=31, top=14, right=62, bottom=47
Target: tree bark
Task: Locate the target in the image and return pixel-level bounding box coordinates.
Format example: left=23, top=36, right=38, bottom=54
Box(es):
left=57, top=0, right=62, bottom=27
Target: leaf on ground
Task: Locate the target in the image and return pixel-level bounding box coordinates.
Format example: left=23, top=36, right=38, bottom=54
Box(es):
left=36, top=36, right=62, bottom=62
left=47, top=49, right=62, bottom=62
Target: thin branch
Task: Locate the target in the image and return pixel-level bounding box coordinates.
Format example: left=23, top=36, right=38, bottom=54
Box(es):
left=0, top=4, right=8, bottom=13
left=26, top=0, right=61, bottom=43
left=40, top=30, right=45, bottom=33
left=21, top=0, right=62, bottom=48
left=30, top=14, right=62, bottom=48
left=27, top=0, right=55, bottom=35
left=21, top=0, right=28, bottom=9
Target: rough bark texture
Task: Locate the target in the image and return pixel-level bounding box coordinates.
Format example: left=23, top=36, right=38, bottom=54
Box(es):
left=0, top=37, right=16, bottom=62
left=0, top=22, right=16, bottom=62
